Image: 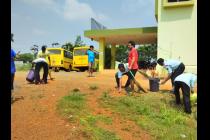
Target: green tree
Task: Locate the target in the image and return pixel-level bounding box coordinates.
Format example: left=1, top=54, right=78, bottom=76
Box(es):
left=104, top=45, right=128, bottom=68
left=137, top=44, right=157, bottom=62
left=74, top=35, right=85, bottom=47
left=115, top=45, right=128, bottom=63
left=30, top=45, right=39, bottom=59
left=18, top=53, right=34, bottom=63
left=61, top=42, right=74, bottom=52
left=52, top=43, right=59, bottom=47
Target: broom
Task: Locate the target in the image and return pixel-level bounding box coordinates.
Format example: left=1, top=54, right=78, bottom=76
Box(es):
left=128, top=70, right=147, bottom=93
left=138, top=70, right=151, bottom=79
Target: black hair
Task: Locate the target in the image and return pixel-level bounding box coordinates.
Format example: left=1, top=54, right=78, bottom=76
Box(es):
left=90, top=45, right=94, bottom=49
left=41, top=45, right=47, bottom=52
left=118, top=63, right=125, bottom=69
left=150, top=61, right=157, bottom=67
left=157, top=58, right=164, bottom=65
left=128, top=41, right=135, bottom=48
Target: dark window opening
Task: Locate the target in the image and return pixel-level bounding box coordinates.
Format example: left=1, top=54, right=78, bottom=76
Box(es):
left=48, top=50, right=61, bottom=54
left=64, top=50, right=73, bottom=59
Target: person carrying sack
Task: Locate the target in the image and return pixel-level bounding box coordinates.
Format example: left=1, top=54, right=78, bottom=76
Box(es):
left=32, top=58, right=49, bottom=84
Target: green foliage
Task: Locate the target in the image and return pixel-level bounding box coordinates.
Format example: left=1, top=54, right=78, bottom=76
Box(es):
left=115, top=45, right=128, bottom=63
left=105, top=44, right=157, bottom=65
left=16, top=63, right=32, bottom=71
left=137, top=44, right=157, bottom=62
left=57, top=92, right=86, bottom=122
left=18, top=53, right=34, bottom=63
left=51, top=43, right=59, bottom=47
left=80, top=115, right=119, bottom=140
left=57, top=91, right=119, bottom=140
left=61, top=35, right=86, bottom=52
left=61, top=42, right=74, bottom=52
left=99, top=93, right=197, bottom=140
left=104, top=45, right=128, bottom=68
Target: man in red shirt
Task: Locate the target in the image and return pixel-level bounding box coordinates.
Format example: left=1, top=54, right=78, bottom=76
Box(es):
left=125, top=41, right=146, bottom=93
left=125, top=41, right=142, bottom=93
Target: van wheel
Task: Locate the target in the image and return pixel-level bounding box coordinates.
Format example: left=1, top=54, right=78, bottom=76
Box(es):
left=54, top=67, right=59, bottom=72
left=66, top=65, right=72, bottom=72
left=80, top=68, right=86, bottom=72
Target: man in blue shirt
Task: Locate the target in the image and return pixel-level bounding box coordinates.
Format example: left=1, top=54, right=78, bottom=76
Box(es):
left=157, top=58, right=185, bottom=91
left=86, top=45, right=95, bottom=77
left=11, top=34, right=20, bottom=91
left=11, top=49, right=16, bottom=91
left=174, top=73, right=197, bottom=114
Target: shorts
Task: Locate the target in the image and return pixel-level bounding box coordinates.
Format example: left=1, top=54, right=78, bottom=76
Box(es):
left=127, top=69, right=137, bottom=80
left=89, top=61, right=94, bottom=69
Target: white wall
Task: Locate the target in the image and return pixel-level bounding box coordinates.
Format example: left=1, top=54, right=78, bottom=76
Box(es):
left=157, top=0, right=197, bottom=74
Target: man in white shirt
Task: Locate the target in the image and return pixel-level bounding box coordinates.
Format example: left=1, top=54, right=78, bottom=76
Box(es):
left=174, top=73, right=197, bottom=114
left=157, top=58, right=185, bottom=91
left=32, top=58, right=49, bottom=84
left=115, top=63, right=129, bottom=92
left=115, top=63, right=146, bottom=94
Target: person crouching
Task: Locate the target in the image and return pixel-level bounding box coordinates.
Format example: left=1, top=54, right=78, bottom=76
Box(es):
left=32, top=58, right=49, bottom=84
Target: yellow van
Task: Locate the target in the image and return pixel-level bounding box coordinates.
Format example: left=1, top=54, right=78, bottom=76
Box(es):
left=73, top=46, right=99, bottom=72
left=47, top=48, right=74, bottom=72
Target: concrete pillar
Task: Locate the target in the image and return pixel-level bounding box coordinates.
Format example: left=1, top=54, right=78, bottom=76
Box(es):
left=99, top=38, right=105, bottom=71
left=111, top=44, right=116, bottom=69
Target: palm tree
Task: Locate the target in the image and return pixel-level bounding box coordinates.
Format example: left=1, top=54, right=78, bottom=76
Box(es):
left=62, top=42, right=74, bottom=52
left=52, top=43, right=59, bottom=47
left=31, top=45, right=39, bottom=59
left=74, top=35, right=85, bottom=47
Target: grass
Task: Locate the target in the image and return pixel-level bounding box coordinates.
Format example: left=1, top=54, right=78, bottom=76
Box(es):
left=57, top=92, right=87, bottom=122
left=89, top=85, right=99, bottom=90
left=99, top=93, right=197, bottom=140
left=80, top=115, right=119, bottom=140
left=57, top=91, right=120, bottom=140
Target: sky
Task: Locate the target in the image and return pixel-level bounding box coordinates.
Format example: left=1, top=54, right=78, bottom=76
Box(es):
left=11, top=0, right=157, bottom=53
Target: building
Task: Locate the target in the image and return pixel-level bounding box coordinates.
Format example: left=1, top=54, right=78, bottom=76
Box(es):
left=156, top=0, right=197, bottom=74
left=84, top=0, right=197, bottom=74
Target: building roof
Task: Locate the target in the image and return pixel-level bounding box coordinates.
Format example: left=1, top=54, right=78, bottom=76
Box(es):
left=84, top=27, right=157, bottom=45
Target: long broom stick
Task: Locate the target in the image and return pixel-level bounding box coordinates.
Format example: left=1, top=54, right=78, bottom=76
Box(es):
left=128, top=70, right=147, bottom=93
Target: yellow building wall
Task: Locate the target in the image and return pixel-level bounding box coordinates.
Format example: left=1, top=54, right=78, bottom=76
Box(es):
left=157, top=0, right=197, bottom=74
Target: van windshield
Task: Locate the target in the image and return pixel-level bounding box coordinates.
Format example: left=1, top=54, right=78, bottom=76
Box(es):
left=74, top=49, right=88, bottom=56
left=48, top=49, right=61, bottom=54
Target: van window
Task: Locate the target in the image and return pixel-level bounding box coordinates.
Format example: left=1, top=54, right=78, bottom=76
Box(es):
left=74, top=49, right=88, bottom=56
left=48, top=50, right=61, bottom=54
left=64, top=50, right=73, bottom=59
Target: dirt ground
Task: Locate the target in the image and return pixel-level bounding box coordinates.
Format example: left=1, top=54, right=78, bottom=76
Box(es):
left=12, top=70, right=173, bottom=140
